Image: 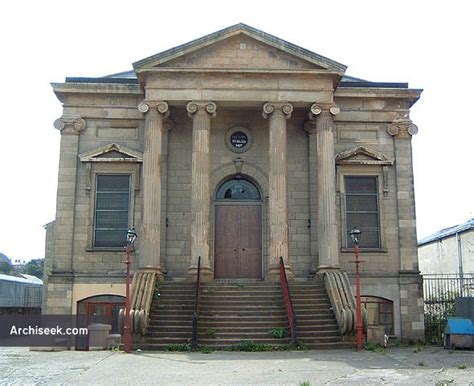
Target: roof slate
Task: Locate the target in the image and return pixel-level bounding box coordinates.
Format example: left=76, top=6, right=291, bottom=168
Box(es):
left=418, top=218, right=474, bottom=246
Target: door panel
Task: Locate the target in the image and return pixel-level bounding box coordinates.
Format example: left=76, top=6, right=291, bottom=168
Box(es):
left=215, top=204, right=261, bottom=278
left=215, top=205, right=240, bottom=278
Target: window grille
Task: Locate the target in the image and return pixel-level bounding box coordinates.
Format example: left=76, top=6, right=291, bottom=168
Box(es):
left=345, top=176, right=380, bottom=248
left=94, top=175, right=130, bottom=247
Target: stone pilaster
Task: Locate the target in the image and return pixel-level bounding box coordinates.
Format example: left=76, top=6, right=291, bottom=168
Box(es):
left=263, top=102, right=293, bottom=280
left=388, top=116, right=424, bottom=341
left=138, top=100, right=170, bottom=277
left=187, top=101, right=217, bottom=281
left=47, top=114, right=86, bottom=314
left=309, top=104, right=340, bottom=271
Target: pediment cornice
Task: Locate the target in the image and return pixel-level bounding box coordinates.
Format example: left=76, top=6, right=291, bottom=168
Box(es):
left=335, top=146, right=394, bottom=166
left=79, top=143, right=143, bottom=163
left=133, top=23, right=347, bottom=74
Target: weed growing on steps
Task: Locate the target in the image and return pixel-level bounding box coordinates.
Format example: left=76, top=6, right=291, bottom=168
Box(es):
left=269, top=327, right=287, bottom=339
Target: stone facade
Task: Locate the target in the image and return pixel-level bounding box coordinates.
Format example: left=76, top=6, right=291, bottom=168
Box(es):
left=44, top=24, right=424, bottom=341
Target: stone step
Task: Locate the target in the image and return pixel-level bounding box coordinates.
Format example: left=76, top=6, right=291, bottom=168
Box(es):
left=201, top=294, right=284, bottom=299
left=199, top=320, right=288, bottom=328
left=199, top=315, right=288, bottom=323
left=198, top=325, right=288, bottom=334
left=199, top=304, right=284, bottom=311
left=198, top=338, right=291, bottom=347
left=200, top=310, right=286, bottom=317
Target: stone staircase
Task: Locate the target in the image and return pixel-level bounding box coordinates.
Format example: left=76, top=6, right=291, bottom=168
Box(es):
left=198, top=282, right=290, bottom=349
left=136, top=282, right=195, bottom=350
left=136, top=279, right=353, bottom=350
left=290, top=280, right=354, bottom=349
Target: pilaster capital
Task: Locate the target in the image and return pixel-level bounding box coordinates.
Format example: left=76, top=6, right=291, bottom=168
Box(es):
left=138, top=100, right=170, bottom=118
left=308, top=103, right=340, bottom=120
left=262, top=102, right=293, bottom=120
left=186, top=101, right=217, bottom=118
left=54, top=114, right=86, bottom=135
left=387, top=117, right=418, bottom=139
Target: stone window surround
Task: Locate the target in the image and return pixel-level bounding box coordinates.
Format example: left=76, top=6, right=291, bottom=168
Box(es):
left=337, top=165, right=388, bottom=253
left=81, top=158, right=141, bottom=252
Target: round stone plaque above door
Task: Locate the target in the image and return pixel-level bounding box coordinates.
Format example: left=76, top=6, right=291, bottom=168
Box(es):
left=225, top=126, right=252, bottom=153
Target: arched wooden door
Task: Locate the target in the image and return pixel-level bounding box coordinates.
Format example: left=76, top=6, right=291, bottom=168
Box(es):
left=214, top=178, right=262, bottom=278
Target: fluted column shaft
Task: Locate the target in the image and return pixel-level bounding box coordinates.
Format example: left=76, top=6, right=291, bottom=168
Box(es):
left=139, top=101, right=169, bottom=273
left=263, top=102, right=293, bottom=279
left=310, top=104, right=340, bottom=270
left=187, top=101, right=217, bottom=281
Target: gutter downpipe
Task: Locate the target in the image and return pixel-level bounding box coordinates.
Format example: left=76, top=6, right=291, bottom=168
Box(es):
left=456, top=232, right=464, bottom=294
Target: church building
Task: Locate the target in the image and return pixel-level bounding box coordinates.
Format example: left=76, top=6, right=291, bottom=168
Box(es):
left=44, top=24, right=424, bottom=346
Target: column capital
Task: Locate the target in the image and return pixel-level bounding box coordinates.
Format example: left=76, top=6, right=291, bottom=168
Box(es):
left=138, top=100, right=170, bottom=118
left=54, top=114, right=86, bottom=135
left=186, top=101, right=217, bottom=118
left=308, top=103, right=340, bottom=120
left=387, top=117, right=418, bottom=139
left=262, top=102, right=293, bottom=120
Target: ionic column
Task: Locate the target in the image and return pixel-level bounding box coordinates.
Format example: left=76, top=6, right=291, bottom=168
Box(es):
left=303, top=119, right=318, bottom=274
left=138, top=100, right=170, bottom=276
left=308, top=104, right=340, bottom=271
left=187, top=101, right=217, bottom=281
left=263, top=102, right=293, bottom=280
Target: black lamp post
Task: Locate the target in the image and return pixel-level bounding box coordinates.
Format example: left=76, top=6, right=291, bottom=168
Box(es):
left=350, top=227, right=364, bottom=350
left=124, top=227, right=137, bottom=353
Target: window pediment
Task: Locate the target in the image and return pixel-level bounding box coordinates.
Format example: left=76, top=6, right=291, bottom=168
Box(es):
left=79, top=143, right=143, bottom=163
left=336, top=146, right=393, bottom=166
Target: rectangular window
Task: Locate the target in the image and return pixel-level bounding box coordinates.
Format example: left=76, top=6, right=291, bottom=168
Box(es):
left=94, top=174, right=131, bottom=248
left=345, top=176, right=380, bottom=249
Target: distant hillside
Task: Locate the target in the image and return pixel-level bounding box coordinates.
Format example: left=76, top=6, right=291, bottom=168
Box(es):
left=0, top=252, right=11, bottom=264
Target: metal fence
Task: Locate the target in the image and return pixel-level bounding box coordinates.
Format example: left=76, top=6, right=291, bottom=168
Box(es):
left=423, top=273, right=474, bottom=345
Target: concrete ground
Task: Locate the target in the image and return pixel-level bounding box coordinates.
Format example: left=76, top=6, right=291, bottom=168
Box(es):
left=0, top=346, right=472, bottom=385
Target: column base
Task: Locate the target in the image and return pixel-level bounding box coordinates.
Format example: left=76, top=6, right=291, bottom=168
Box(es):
left=316, top=265, right=340, bottom=274
left=265, top=265, right=294, bottom=282
left=187, top=266, right=214, bottom=282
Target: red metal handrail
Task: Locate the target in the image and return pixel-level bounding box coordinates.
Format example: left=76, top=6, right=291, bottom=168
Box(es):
left=279, top=256, right=297, bottom=343
left=191, top=256, right=201, bottom=351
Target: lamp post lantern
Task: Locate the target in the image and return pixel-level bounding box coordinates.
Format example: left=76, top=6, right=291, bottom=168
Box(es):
left=124, top=227, right=137, bottom=353
left=350, top=227, right=364, bottom=350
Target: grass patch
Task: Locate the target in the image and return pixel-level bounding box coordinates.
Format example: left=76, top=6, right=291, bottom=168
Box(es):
left=457, top=364, right=467, bottom=370
left=164, top=343, right=192, bottom=352
left=227, top=340, right=271, bottom=352
left=199, top=346, right=213, bottom=354
left=206, top=328, right=216, bottom=336
left=363, top=341, right=385, bottom=353
left=299, top=382, right=311, bottom=386
left=227, top=340, right=307, bottom=352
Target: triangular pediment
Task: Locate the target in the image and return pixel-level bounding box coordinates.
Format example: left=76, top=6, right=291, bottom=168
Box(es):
left=79, top=143, right=143, bottom=163
left=133, top=24, right=346, bottom=73
left=336, top=146, right=393, bottom=165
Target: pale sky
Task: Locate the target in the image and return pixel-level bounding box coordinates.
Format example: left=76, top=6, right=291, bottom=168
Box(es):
left=0, top=0, right=472, bottom=262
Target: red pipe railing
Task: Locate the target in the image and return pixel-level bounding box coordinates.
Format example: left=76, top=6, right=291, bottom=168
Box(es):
left=279, top=256, right=297, bottom=344
left=191, top=256, right=201, bottom=351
